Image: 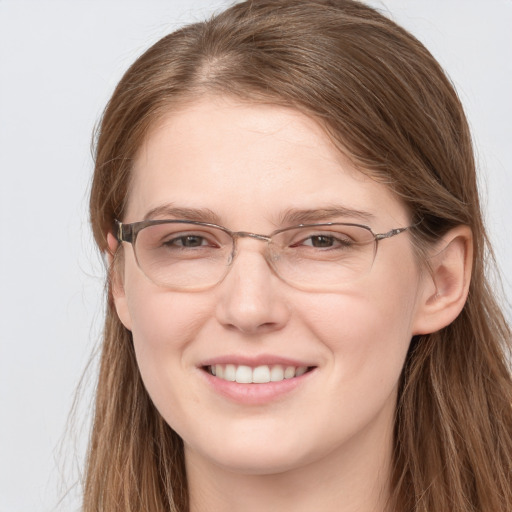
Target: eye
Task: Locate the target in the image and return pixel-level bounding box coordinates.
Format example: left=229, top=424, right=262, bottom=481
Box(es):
left=303, top=235, right=347, bottom=248
left=165, top=234, right=211, bottom=248
left=160, top=231, right=223, bottom=249
left=295, top=232, right=353, bottom=249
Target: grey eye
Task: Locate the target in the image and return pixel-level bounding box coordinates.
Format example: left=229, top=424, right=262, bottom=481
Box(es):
left=298, top=233, right=353, bottom=249
left=307, top=235, right=336, bottom=247
left=172, top=235, right=207, bottom=247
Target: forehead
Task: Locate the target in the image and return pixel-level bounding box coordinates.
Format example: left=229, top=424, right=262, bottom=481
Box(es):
left=127, top=97, right=407, bottom=229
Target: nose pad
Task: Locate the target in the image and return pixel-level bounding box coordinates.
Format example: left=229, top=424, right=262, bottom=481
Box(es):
left=215, top=244, right=290, bottom=334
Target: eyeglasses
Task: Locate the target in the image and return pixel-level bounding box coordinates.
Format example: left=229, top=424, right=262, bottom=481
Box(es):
left=115, top=219, right=415, bottom=292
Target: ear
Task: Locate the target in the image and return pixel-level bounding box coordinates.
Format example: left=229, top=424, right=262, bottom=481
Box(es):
left=412, top=225, right=473, bottom=335
left=107, top=232, right=133, bottom=331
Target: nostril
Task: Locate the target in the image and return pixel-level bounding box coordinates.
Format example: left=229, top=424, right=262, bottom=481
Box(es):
left=239, top=321, right=279, bottom=334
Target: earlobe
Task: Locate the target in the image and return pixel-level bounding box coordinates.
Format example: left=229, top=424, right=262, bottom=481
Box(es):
left=413, top=225, right=473, bottom=335
left=106, top=232, right=133, bottom=331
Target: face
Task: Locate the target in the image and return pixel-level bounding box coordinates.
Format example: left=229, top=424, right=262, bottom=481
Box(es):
left=113, top=96, right=430, bottom=476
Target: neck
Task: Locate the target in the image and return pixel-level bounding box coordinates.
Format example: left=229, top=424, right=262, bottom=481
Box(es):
left=185, top=416, right=394, bottom=512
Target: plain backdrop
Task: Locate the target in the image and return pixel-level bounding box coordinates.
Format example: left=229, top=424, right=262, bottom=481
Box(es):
left=0, top=1, right=511, bottom=510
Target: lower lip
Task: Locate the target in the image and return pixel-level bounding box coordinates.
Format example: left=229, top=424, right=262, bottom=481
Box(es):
left=200, top=368, right=316, bottom=405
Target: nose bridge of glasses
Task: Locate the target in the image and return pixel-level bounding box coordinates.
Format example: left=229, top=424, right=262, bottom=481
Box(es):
left=234, top=231, right=272, bottom=243
left=228, top=231, right=276, bottom=268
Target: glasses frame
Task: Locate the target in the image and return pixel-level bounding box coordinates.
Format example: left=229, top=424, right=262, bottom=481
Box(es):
left=115, top=219, right=415, bottom=290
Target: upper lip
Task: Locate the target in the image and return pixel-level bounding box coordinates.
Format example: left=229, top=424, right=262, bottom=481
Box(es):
left=199, top=354, right=316, bottom=368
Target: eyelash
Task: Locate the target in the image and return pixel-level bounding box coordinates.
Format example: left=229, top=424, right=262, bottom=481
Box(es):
left=293, top=234, right=354, bottom=249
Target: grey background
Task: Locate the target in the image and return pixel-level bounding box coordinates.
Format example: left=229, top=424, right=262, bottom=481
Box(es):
left=1, top=1, right=511, bottom=510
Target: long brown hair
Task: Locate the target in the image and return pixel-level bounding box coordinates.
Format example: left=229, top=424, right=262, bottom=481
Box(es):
left=86, top=1, right=512, bottom=510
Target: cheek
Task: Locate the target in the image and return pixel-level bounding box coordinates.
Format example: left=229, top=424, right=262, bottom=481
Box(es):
left=302, top=272, right=420, bottom=389
left=125, top=290, right=218, bottom=441
left=121, top=244, right=212, bottom=348
left=122, top=269, right=213, bottom=410
left=127, top=286, right=212, bottom=366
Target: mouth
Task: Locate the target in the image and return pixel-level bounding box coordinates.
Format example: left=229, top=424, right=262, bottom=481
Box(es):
left=203, top=364, right=315, bottom=384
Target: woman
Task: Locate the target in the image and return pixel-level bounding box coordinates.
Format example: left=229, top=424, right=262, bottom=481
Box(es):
left=85, top=0, right=512, bottom=510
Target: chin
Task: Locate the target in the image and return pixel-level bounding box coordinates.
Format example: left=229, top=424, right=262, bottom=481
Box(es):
left=203, top=447, right=311, bottom=476
left=183, top=424, right=326, bottom=476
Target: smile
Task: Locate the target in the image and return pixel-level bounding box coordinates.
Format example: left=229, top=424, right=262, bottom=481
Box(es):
left=206, top=364, right=313, bottom=383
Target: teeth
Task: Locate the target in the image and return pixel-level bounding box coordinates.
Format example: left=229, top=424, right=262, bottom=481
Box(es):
left=235, top=365, right=252, bottom=383
left=208, top=364, right=310, bottom=383
left=224, top=364, right=236, bottom=382
left=296, top=366, right=308, bottom=377
left=284, top=366, right=296, bottom=379
left=253, top=365, right=271, bottom=383
left=270, top=365, right=284, bottom=382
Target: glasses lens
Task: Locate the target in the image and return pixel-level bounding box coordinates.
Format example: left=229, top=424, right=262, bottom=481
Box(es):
left=271, top=224, right=376, bottom=291
left=134, top=222, right=232, bottom=289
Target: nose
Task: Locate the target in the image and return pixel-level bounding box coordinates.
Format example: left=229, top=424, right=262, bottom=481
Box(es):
left=214, top=240, right=290, bottom=334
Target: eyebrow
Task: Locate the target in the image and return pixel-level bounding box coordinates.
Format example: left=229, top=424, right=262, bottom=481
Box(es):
left=278, top=206, right=375, bottom=225
left=143, top=205, right=221, bottom=224
left=143, top=203, right=375, bottom=226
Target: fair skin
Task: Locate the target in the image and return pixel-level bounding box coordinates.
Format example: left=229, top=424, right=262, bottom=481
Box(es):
left=110, top=96, right=472, bottom=512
